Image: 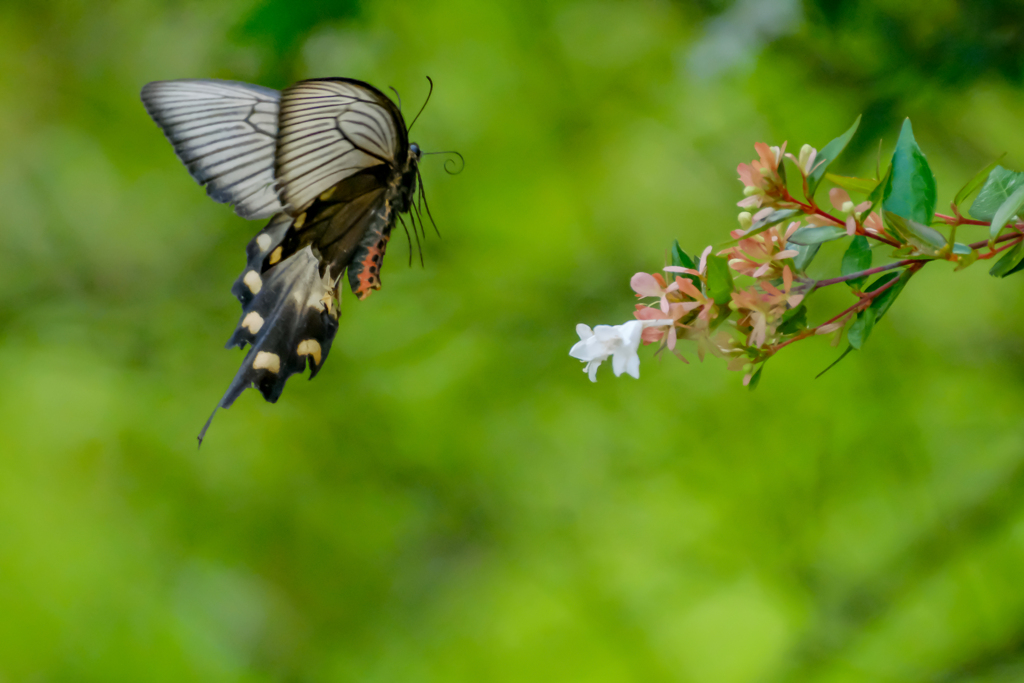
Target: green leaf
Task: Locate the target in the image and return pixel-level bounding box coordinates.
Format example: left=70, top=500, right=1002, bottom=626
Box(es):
left=825, top=173, right=877, bottom=195
left=952, top=242, right=973, bottom=255
left=739, top=208, right=801, bottom=240
left=989, top=242, right=1024, bottom=277
left=867, top=269, right=911, bottom=321
left=847, top=307, right=876, bottom=350
left=1003, top=253, right=1024, bottom=278
left=792, top=243, right=820, bottom=272
left=859, top=164, right=892, bottom=222
left=671, top=240, right=702, bottom=288
left=841, top=236, right=872, bottom=288
left=882, top=118, right=937, bottom=225
left=705, top=255, right=734, bottom=305
left=969, top=166, right=1024, bottom=220
left=883, top=211, right=946, bottom=253
left=988, top=183, right=1024, bottom=244
left=816, top=346, right=855, bottom=379
left=671, top=240, right=695, bottom=269
left=749, top=362, right=765, bottom=389
left=807, top=115, right=861, bottom=198
left=954, top=154, right=1006, bottom=207
left=778, top=304, right=807, bottom=335
left=787, top=225, right=848, bottom=246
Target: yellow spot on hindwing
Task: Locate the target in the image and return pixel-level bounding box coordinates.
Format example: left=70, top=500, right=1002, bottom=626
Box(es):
left=243, top=270, right=262, bottom=294
left=252, top=351, right=280, bottom=373
left=294, top=212, right=307, bottom=229
left=297, top=339, right=322, bottom=365
left=241, top=311, right=264, bottom=334
left=319, top=187, right=336, bottom=201
left=256, top=234, right=272, bottom=251
left=269, top=246, right=283, bottom=265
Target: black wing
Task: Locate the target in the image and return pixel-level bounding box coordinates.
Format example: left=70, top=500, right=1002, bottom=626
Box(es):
left=199, top=243, right=341, bottom=444
left=141, top=79, right=284, bottom=219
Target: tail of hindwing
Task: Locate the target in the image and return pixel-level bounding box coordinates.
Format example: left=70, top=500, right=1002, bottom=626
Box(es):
left=220, top=245, right=340, bottom=409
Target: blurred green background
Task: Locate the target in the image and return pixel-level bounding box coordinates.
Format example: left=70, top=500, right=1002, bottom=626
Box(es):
left=4, top=0, right=1024, bottom=680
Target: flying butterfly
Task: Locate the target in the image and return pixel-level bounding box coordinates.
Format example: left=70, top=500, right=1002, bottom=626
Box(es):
left=141, top=77, right=449, bottom=443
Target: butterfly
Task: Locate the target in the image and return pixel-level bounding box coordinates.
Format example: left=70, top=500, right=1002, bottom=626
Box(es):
left=141, top=77, right=442, bottom=443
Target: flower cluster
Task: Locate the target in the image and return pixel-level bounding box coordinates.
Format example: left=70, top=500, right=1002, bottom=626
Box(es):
left=737, top=142, right=788, bottom=210
left=570, top=117, right=1024, bottom=385
left=721, top=219, right=800, bottom=278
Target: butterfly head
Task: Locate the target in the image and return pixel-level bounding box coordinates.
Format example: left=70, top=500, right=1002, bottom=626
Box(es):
left=395, top=143, right=421, bottom=213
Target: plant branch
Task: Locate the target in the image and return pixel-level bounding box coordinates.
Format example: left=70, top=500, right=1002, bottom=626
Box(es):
left=935, top=212, right=992, bottom=226
left=779, top=188, right=902, bottom=248
left=769, top=264, right=917, bottom=354
left=968, top=231, right=1024, bottom=250
left=977, top=236, right=1023, bottom=260
left=814, top=259, right=917, bottom=288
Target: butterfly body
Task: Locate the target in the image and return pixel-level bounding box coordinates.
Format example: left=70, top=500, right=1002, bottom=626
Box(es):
left=141, top=76, right=434, bottom=441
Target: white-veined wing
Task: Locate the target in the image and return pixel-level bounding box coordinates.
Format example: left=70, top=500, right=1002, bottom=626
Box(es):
left=141, top=79, right=284, bottom=219
left=275, top=79, right=405, bottom=214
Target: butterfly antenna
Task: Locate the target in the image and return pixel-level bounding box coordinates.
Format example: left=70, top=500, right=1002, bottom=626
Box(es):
left=421, top=150, right=465, bottom=175
left=389, top=86, right=403, bottom=112
left=407, top=76, right=433, bottom=133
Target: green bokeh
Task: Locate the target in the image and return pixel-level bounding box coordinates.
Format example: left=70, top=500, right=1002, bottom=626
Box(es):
left=3, top=1, right=1024, bottom=681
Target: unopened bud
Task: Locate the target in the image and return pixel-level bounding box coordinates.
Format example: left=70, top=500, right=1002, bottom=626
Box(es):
left=798, top=144, right=815, bottom=171
left=841, top=200, right=855, bottom=214
left=738, top=212, right=753, bottom=230
left=743, top=185, right=762, bottom=197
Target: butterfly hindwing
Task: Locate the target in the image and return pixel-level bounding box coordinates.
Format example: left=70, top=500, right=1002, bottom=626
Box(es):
left=222, top=244, right=340, bottom=408
left=232, top=213, right=293, bottom=309
left=254, top=165, right=391, bottom=295
left=141, top=79, right=284, bottom=219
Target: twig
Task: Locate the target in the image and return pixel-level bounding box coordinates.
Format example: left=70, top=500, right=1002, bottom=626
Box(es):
left=814, top=259, right=917, bottom=288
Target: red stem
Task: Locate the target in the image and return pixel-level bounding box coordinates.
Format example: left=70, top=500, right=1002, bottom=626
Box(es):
left=934, top=212, right=992, bottom=226
left=968, top=232, right=1024, bottom=250
left=780, top=190, right=902, bottom=248
left=814, top=259, right=917, bottom=288
left=977, top=237, right=1023, bottom=260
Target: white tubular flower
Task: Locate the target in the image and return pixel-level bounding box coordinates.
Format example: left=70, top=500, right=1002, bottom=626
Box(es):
left=570, top=319, right=672, bottom=382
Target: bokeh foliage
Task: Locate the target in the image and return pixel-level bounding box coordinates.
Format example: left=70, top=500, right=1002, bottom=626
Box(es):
left=3, top=0, right=1024, bottom=681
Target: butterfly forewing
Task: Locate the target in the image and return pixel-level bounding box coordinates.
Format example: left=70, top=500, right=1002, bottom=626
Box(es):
left=141, top=79, right=284, bottom=219
left=275, top=79, right=406, bottom=214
